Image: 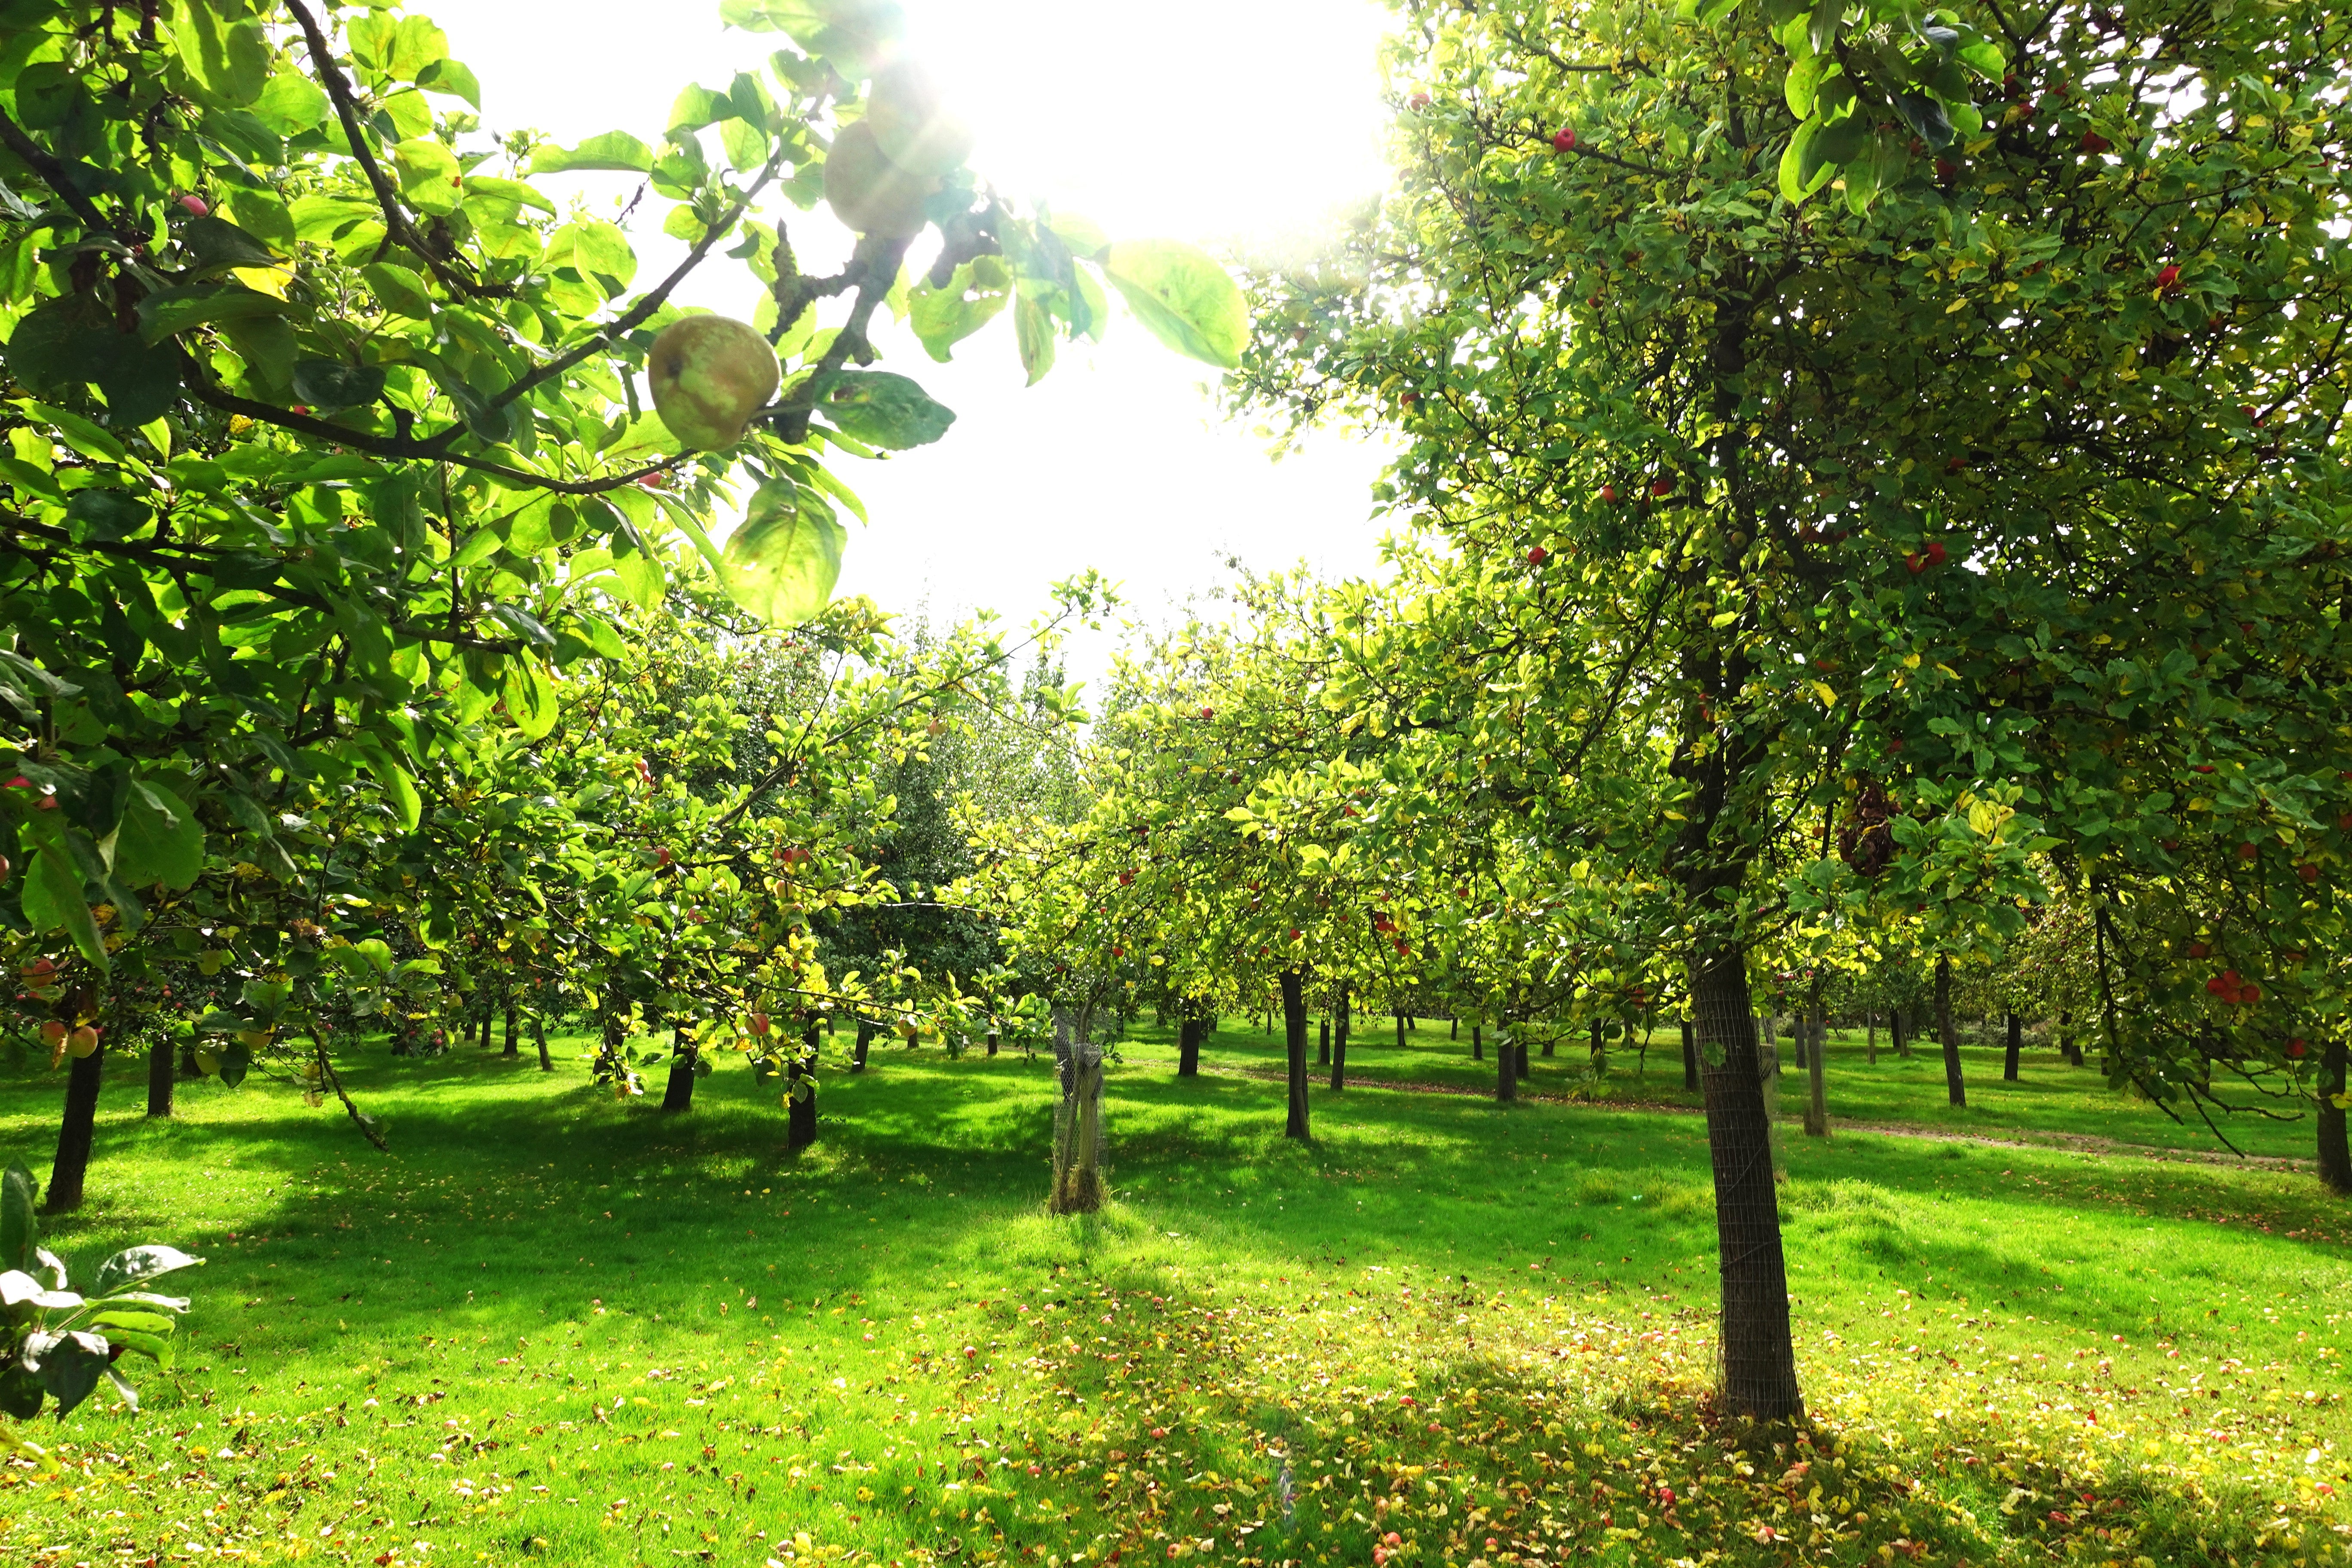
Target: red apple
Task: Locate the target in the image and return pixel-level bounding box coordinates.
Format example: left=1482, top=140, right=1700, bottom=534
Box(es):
left=2079, top=131, right=2110, bottom=154
left=178, top=193, right=209, bottom=217
left=1552, top=125, right=1577, bottom=152
left=1600, top=484, right=1620, bottom=503
left=2297, top=863, right=2320, bottom=884
left=1409, top=92, right=1431, bottom=110
left=1650, top=479, right=1673, bottom=498
left=38, top=1020, right=65, bottom=1047
left=2288, top=1038, right=2308, bottom=1058
left=2187, top=942, right=2209, bottom=958
left=67, top=1024, right=99, bottom=1057
left=1935, top=157, right=1959, bottom=181
left=752, top=1011, right=771, bottom=1036
left=1527, top=545, right=1549, bottom=566
left=2237, top=842, right=2259, bottom=861
left=2193, top=763, right=2216, bottom=774
left=2155, top=264, right=2181, bottom=291
left=1200, top=707, right=1213, bottom=720
left=1905, top=551, right=1925, bottom=574
left=1925, top=540, right=1948, bottom=567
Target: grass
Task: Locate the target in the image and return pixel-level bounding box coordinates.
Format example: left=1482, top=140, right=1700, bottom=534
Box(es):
left=1122, top=1014, right=2321, bottom=1164
left=0, top=1027, right=2344, bottom=1568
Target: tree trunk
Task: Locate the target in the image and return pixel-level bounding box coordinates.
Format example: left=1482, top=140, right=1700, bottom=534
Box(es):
left=661, top=1026, right=698, bottom=1112
left=1329, top=1001, right=1348, bottom=1092
left=1758, top=1012, right=1783, bottom=1179
left=787, top=1023, right=818, bottom=1150
left=1335, top=988, right=1351, bottom=1069
left=1588, top=1018, right=1603, bottom=1069
left=1280, top=969, right=1310, bottom=1141
left=147, top=1036, right=174, bottom=1119
left=1690, top=949, right=1802, bottom=1421
left=1515, top=1035, right=1530, bottom=1080
left=534, top=1010, right=554, bottom=1072
left=1803, top=1006, right=1830, bottom=1138
left=1395, top=1010, right=1406, bottom=1050
left=502, top=983, right=519, bottom=1058
left=1682, top=1020, right=1698, bottom=1092
left=1866, top=1009, right=1877, bottom=1065
left=2003, top=1011, right=2022, bottom=1082
left=1319, top=1016, right=1330, bottom=1067
left=2319, top=1035, right=2350, bottom=1195
left=1933, top=958, right=1966, bottom=1106
left=1176, top=1015, right=1202, bottom=1078
left=477, top=992, right=493, bottom=1050
left=1892, top=1006, right=1911, bottom=1060
left=1495, top=1023, right=1516, bottom=1104
left=1450, top=1017, right=1458, bottom=1041
left=1471, top=1023, right=1483, bottom=1061
left=1790, top=1010, right=1808, bottom=1070
left=2060, top=1008, right=2080, bottom=1066
left=46, top=1035, right=106, bottom=1214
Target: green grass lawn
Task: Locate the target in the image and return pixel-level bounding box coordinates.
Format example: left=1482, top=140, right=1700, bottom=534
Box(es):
left=1130, top=1014, right=2322, bottom=1164
left=0, top=1031, right=2344, bottom=1568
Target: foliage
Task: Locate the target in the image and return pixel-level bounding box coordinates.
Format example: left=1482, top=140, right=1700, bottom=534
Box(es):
left=0, top=0, right=1240, bottom=1137
left=0, top=1159, right=200, bottom=1462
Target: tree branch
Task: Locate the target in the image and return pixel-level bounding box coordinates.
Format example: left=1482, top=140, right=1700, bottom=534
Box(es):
left=0, top=107, right=113, bottom=236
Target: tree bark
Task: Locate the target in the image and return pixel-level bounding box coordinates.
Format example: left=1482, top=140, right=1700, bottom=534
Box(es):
left=147, top=1036, right=174, bottom=1119
left=1681, top=1019, right=1699, bottom=1091
left=1280, top=969, right=1310, bottom=1140
left=1691, top=947, right=1801, bottom=1420
left=1495, top=1023, right=1516, bottom=1104
left=476, top=991, right=493, bottom=1050
left=1335, top=988, right=1351, bottom=1069
left=1803, top=1005, right=1830, bottom=1138
left=1892, top=1005, right=1911, bottom=1059
left=1589, top=1018, right=1604, bottom=1070
left=502, top=982, right=519, bottom=1057
left=1395, top=1010, right=1407, bottom=1050
left=1177, top=1014, right=1202, bottom=1078
left=787, top=1023, right=818, bottom=1150
left=1515, top=1034, right=1530, bottom=1080
left=534, top=1009, right=553, bottom=1072
left=853, top=1020, right=873, bottom=1072
left=1329, top=1001, right=1348, bottom=1092
left=2060, top=1008, right=2081, bottom=1066
left=661, top=1026, right=698, bottom=1112
left=1936, top=957, right=1966, bottom=1107
left=1471, top=1023, right=1483, bottom=1061
left=2319, top=1035, right=2350, bottom=1195
left=2003, top=1011, right=2022, bottom=1082
left=1866, top=1008, right=1877, bottom=1065
left=1450, top=1017, right=1458, bottom=1041
left=46, top=1035, right=106, bottom=1213
left=1319, top=1016, right=1330, bottom=1067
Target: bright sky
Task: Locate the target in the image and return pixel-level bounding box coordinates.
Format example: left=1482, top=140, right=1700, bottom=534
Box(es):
left=426, top=0, right=1404, bottom=683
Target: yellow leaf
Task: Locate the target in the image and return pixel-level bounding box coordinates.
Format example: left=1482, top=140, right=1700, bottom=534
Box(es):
left=1809, top=680, right=1836, bottom=707
left=233, top=264, right=295, bottom=299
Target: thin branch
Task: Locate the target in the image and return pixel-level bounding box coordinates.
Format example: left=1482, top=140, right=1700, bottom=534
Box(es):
left=282, top=0, right=503, bottom=303
left=0, top=107, right=113, bottom=235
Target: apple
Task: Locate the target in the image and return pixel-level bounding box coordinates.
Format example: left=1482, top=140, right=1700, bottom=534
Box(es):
left=68, top=1024, right=99, bottom=1058
left=2193, top=763, right=2216, bottom=774
left=1905, top=551, right=1925, bottom=574
left=1925, top=540, right=1948, bottom=567
left=2188, top=942, right=2210, bottom=958
left=1111, top=946, right=1124, bottom=959
left=2298, top=862, right=2320, bottom=884
left=1527, top=545, right=1549, bottom=566
left=752, top=1011, right=772, bottom=1036
left=2237, top=842, right=2259, bottom=861
left=2154, top=263, right=2181, bottom=291
left=2079, top=130, right=2110, bottom=154
left=2288, top=1038, right=2308, bottom=1058
left=1935, top=157, right=1959, bottom=181
left=647, top=315, right=779, bottom=450
left=1650, top=478, right=1673, bottom=498
left=1600, top=484, right=1620, bottom=503
left=38, top=1020, right=66, bottom=1048
left=865, top=61, right=975, bottom=178
left=1118, top=870, right=1135, bottom=885
left=1945, top=457, right=1967, bottom=474
left=178, top=193, right=209, bottom=217
left=1553, top=126, right=1578, bottom=153
left=1409, top=92, right=1432, bottom=110
left=1200, top=707, right=1214, bottom=720
left=824, top=119, right=937, bottom=239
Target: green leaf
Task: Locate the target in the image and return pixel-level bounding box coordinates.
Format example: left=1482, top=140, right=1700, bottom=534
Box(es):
left=176, top=7, right=271, bottom=107
left=359, top=746, right=422, bottom=831
left=416, top=58, right=482, bottom=108
left=290, top=361, right=388, bottom=413
left=83, top=1309, right=176, bottom=1338
left=392, top=138, right=465, bottom=216
left=113, top=782, right=203, bottom=890
left=135, top=283, right=288, bottom=346
left=361, top=262, right=435, bottom=319
left=1783, top=53, right=1823, bottom=119
left=1099, top=241, right=1250, bottom=370
left=21, top=844, right=106, bottom=972
left=720, top=0, right=904, bottom=74
left=1014, top=294, right=1055, bottom=386
left=24, top=1329, right=110, bottom=1417
left=501, top=655, right=560, bottom=741
left=720, top=478, right=845, bottom=625
left=910, top=256, right=1012, bottom=363
left=0, top=1164, right=36, bottom=1275
left=179, top=215, right=284, bottom=272
left=805, top=370, right=956, bottom=449
left=531, top=131, right=658, bottom=175
left=720, top=115, right=773, bottom=174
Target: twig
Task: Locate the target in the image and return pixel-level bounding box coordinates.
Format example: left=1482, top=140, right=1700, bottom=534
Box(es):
left=0, top=107, right=113, bottom=235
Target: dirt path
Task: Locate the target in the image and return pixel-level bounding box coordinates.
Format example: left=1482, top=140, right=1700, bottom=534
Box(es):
left=1190, top=1060, right=2318, bottom=1173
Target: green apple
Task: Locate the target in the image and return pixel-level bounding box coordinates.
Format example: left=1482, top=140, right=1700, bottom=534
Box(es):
left=647, top=315, right=781, bottom=451
left=823, top=119, right=936, bottom=240
left=867, top=61, right=974, bottom=178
